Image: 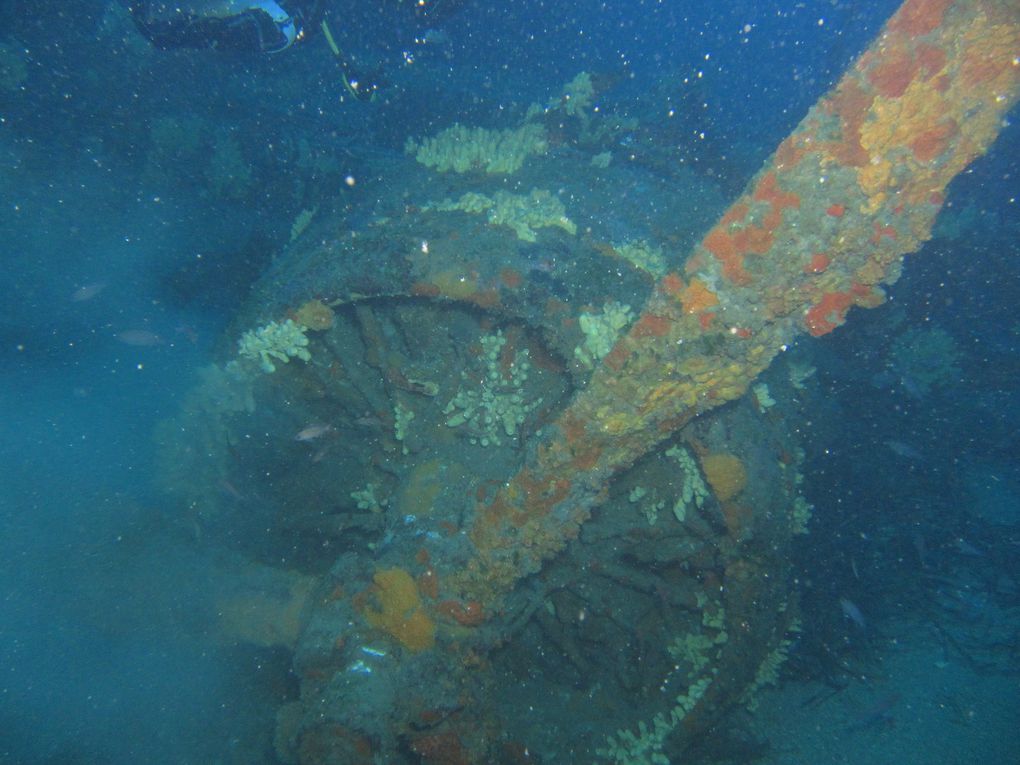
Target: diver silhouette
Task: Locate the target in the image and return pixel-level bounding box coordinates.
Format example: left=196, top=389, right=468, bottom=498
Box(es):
left=128, top=1, right=324, bottom=54
left=128, top=1, right=466, bottom=100
left=127, top=1, right=391, bottom=99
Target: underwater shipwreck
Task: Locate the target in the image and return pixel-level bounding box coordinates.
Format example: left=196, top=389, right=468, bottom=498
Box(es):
left=155, top=1, right=1019, bottom=762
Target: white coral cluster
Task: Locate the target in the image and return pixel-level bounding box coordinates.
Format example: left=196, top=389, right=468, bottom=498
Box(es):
left=430, top=188, right=576, bottom=242
left=665, top=445, right=708, bottom=523
left=598, top=674, right=713, bottom=765
left=237, top=319, right=311, bottom=374
left=614, top=239, right=668, bottom=278
left=443, top=331, right=539, bottom=447
left=406, top=122, right=547, bottom=175
left=575, top=302, right=634, bottom=369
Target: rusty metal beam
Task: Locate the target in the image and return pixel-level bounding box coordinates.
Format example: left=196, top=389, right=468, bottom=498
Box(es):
left=452, top=0, right=1020, bottom=604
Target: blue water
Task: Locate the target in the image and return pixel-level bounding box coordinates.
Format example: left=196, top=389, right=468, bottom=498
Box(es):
left=2, top=1, right=1018, bottom=763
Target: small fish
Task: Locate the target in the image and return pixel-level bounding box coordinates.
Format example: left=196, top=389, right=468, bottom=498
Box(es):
left=294, top=423, right=333, bottom=442
left=911, top=531, right=928, bottom=567
left=416, top=27, right=450, bottom=45
left=840, top=597, right=867, bottom=630
left=525, top=253, right=558, bottom=275
left=218, top=478, right=245, bottom=502
left=899, top=374, right=925, bottom=400
left=953, top=537, right=982, bottom=556
left=116, top=329, right=163, bottom=346
left=885, top=440, right=922, bottom=460
left=71, top=281, right=107, bottom=302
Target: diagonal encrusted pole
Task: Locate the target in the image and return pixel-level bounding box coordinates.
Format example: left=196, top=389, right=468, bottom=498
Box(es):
left=453, top=0, right=1020, bottom=603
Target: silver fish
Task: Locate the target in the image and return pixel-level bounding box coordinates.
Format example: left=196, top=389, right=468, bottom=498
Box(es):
left=116, top=329, right=163, bottom=346
left=294, top=423, right=333, bottom=442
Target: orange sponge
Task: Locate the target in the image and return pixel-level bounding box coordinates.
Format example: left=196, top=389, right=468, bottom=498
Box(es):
left=362, top=567, right=436, bottom=652
left=700, top=453, right=747, bottom=502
